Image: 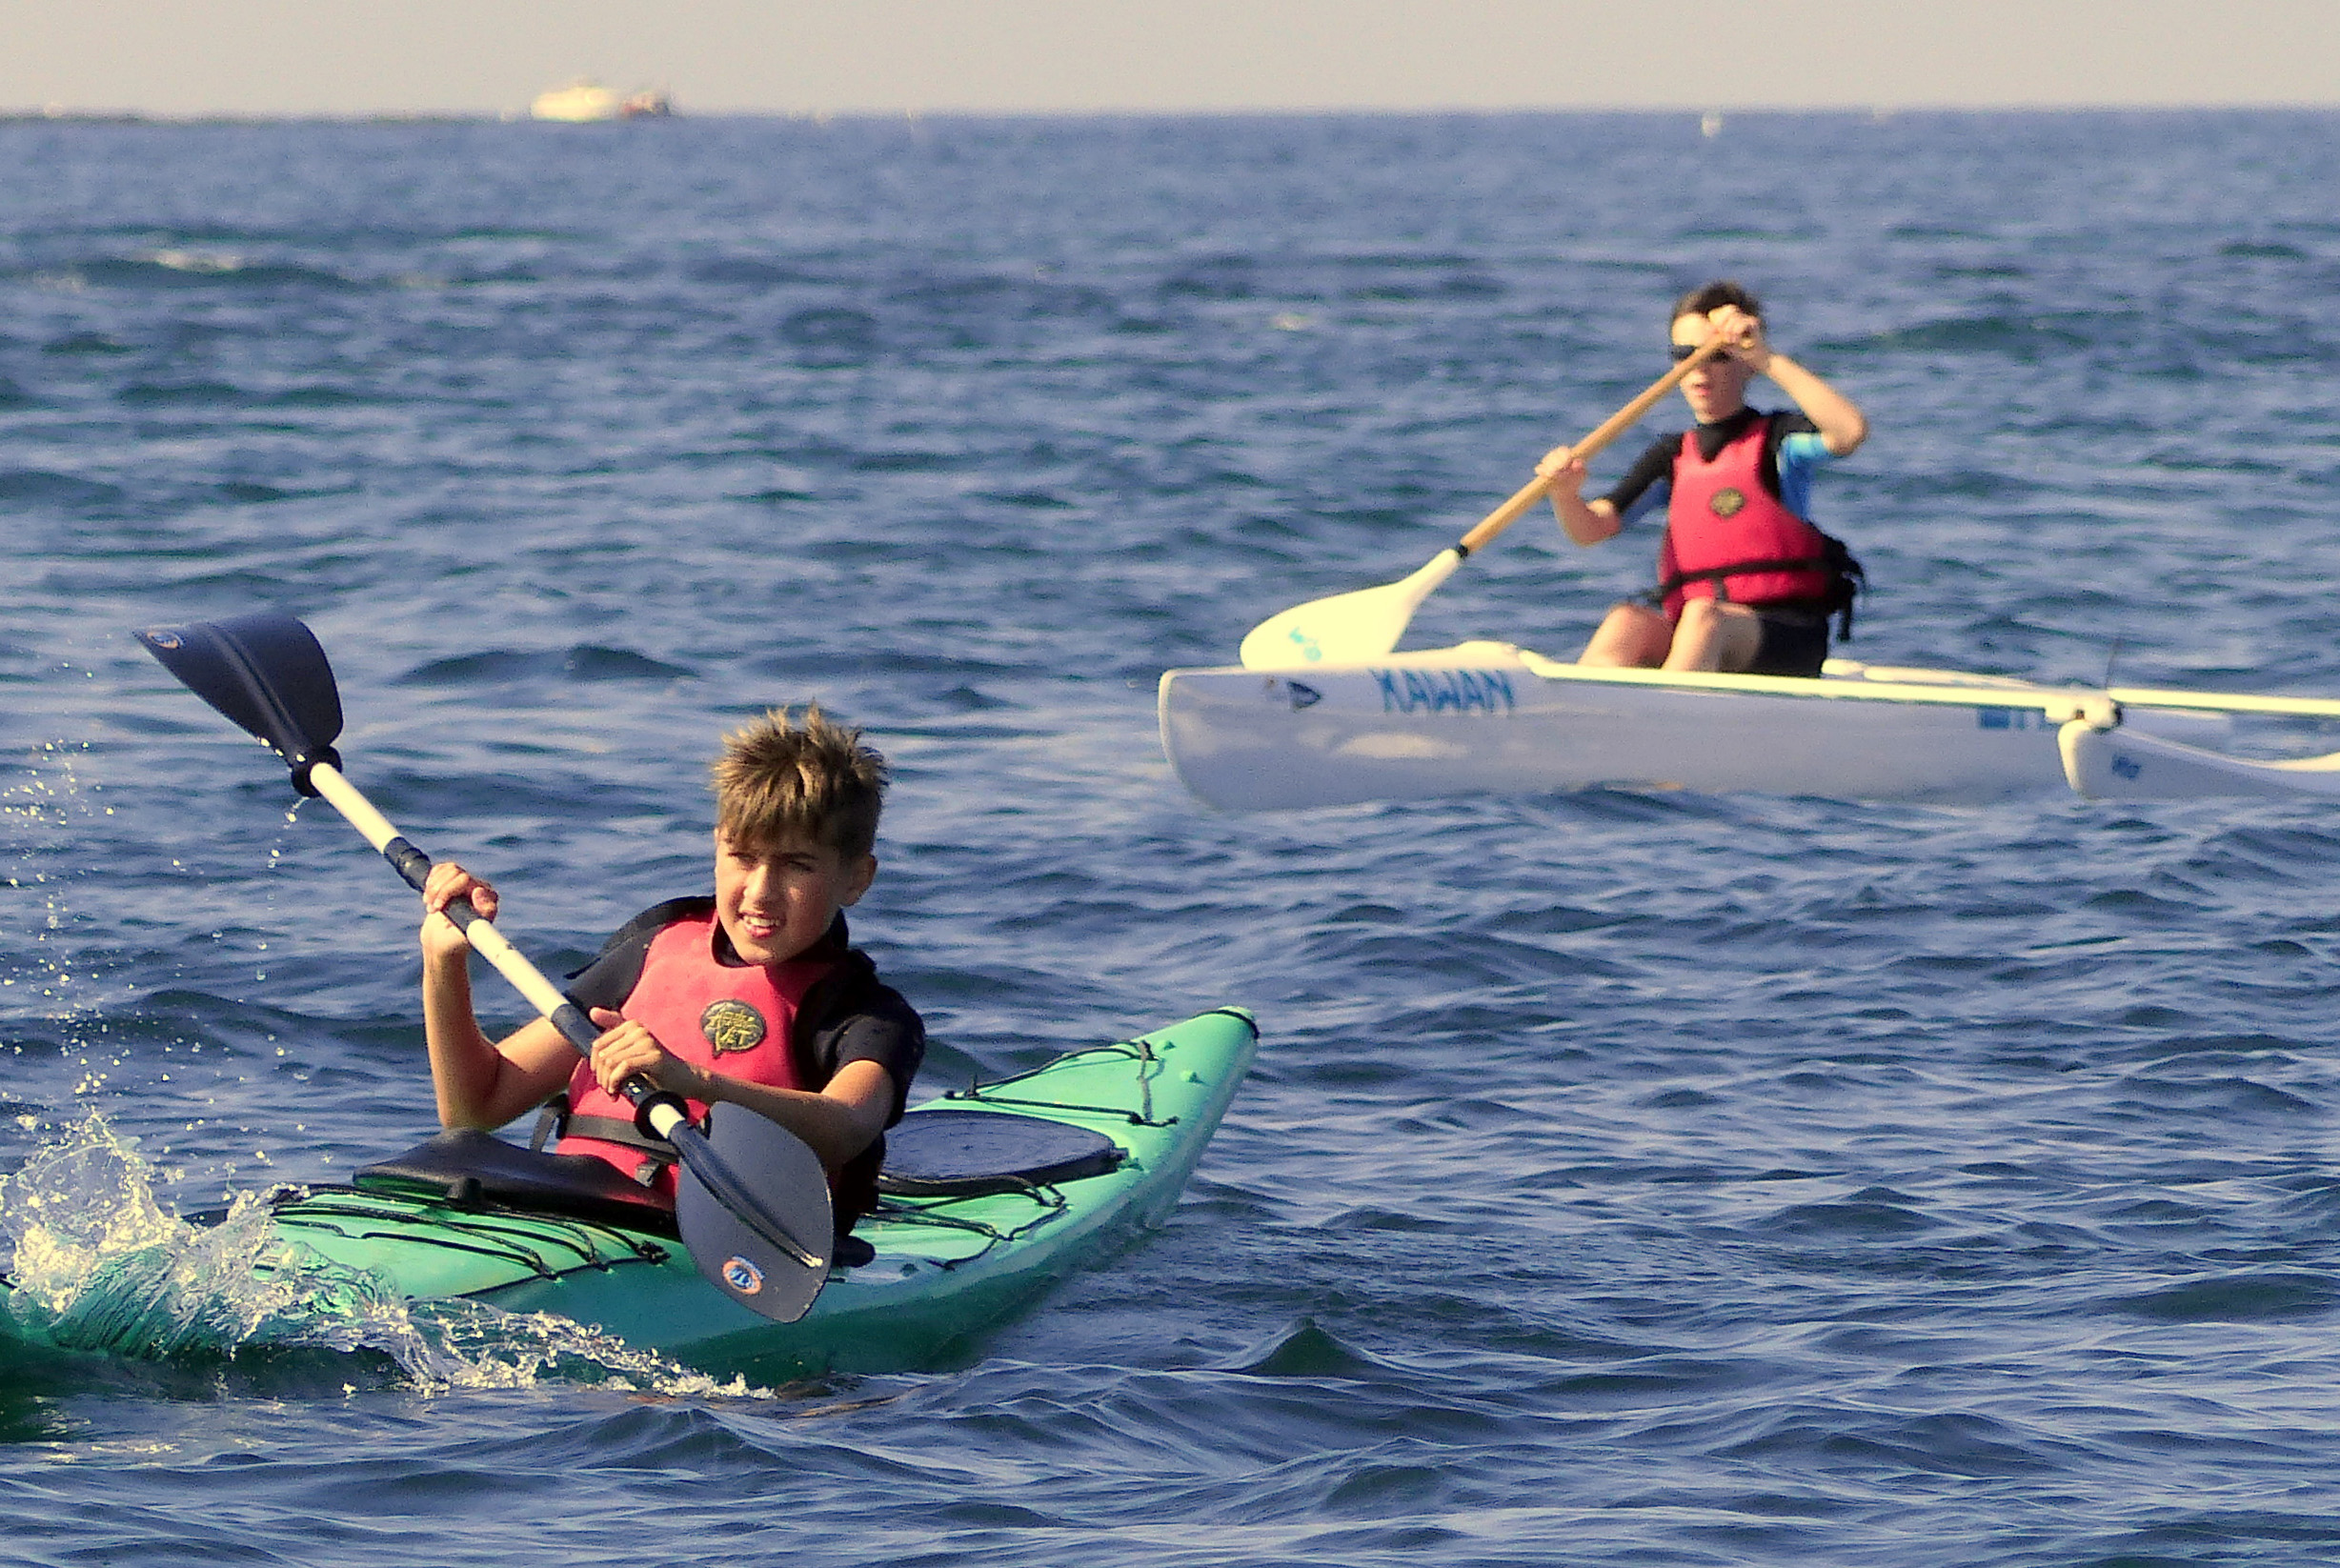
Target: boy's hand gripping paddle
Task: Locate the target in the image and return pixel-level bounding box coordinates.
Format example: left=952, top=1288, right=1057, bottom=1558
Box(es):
left=135, top=613, right=835, bottom=1323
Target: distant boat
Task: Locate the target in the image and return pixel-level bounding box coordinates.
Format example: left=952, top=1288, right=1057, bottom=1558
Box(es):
left=531, top=79, right=619, bottom=122
left=530, top=80, right=673, bottom=123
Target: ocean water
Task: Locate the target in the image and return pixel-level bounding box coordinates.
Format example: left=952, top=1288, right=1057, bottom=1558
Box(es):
left=6, top=110, right=2340, bottom=1565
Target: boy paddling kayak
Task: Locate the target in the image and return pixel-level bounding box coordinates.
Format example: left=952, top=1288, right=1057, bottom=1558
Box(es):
left=419, top=706, right=923, bottom=1253
left=1537, top=280, right=1870, bottom=676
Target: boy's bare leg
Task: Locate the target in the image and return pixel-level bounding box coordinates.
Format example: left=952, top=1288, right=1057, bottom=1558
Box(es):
left=1661, top=599, right=1764, bottom=673
left=1577, top=602, right=1673, bottom=668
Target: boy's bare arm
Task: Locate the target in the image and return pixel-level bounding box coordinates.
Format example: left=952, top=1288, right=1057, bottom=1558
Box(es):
left=1716, top=308, right=1867, bottom=455
left=420, top=864, right=576, bottom=1129
left=1754, top=351, right=1867, bottom=455
left=1534, top=450, right=1623, bottom=545
left=703, top=1059, right=895, bottom=1175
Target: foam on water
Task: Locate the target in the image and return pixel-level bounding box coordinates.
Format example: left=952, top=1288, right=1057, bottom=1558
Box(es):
left=0, top=1116, right=765, bottom=1398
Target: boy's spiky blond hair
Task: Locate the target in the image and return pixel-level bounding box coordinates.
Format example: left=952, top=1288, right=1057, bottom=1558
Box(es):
left=710, top=704, right=887, bottom=860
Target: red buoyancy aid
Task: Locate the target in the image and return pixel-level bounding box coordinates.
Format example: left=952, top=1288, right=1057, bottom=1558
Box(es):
left=1658, top=421, right=1837, bottom=619
left=555, top=913, right=836, bottom=1195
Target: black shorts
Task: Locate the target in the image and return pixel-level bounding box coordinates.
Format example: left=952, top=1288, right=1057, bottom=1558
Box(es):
left=1745, top=606, right=1830, bottom=677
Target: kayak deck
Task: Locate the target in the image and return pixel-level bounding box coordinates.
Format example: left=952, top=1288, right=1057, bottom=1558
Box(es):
left=268, top=1007, right=1259, bottom=1380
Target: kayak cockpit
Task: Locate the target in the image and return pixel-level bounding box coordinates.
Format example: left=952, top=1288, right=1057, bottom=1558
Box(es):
left=333, top=1104, right=1130, bottom=1253
left=354, top=1129, right=681, bottom=1236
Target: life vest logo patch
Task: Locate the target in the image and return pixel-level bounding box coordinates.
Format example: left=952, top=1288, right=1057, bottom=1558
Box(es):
left=1709, top=487, right=1746, bottom=518
left=700, top=998, right=769, bottom=1055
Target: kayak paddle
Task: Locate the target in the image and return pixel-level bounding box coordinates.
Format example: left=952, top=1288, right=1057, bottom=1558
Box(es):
left=133, top=612, right=836, bottom=1323
left=1238, top=332, right=1732, bottom=670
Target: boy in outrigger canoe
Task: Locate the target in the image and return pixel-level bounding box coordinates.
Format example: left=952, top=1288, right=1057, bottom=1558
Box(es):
left=1535, top=280, right=1870, bottom=675
left=416, top=706, right=924, bottom=1248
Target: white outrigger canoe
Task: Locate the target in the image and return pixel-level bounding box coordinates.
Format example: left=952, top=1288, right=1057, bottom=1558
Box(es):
left=1159, top=641, right=2340, bottom=812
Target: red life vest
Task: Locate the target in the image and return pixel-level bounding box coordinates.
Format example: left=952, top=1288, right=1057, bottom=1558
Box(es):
left=1658, top=421, right=1837, bottom=619
left=555, top=912, right=836, bottom=1196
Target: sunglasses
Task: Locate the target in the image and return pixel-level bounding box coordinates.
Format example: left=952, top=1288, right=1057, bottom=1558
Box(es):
left=1670, top=343, right=1735, bottom=364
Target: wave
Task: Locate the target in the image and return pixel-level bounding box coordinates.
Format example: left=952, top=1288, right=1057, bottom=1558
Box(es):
left=63, top=252, right=369, bottom=291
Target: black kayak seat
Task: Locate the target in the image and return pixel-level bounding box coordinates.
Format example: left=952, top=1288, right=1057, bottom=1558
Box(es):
left=352, top=1108, right=1124, bottom=1237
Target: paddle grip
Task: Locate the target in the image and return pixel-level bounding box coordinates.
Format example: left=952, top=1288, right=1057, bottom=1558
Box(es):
left=381, top=835, right=434, bottom=894
left=386, top=827, right=604, bottom=1057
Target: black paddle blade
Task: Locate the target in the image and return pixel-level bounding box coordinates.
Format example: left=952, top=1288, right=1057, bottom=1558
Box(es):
left=134, top=613, right=344, bottom=793
left=672, top=1107, right=835, bottom=1324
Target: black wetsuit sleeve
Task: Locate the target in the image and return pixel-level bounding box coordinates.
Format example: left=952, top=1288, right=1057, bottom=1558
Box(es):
left=806, top=969, right=927, bottom=1235
left=1600, top=434, right=1680, bottom=521
left=797, top=950, right=925, bottom=1125
left=824, top=999, right=926, bottom=1125
left=562, top=896, right=715, bottom=1013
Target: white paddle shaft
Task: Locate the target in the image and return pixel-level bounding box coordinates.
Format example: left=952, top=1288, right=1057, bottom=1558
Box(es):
left=1237, top=333, right=1740, bottom=670
left=305, top=762, right=696, bottom=1140
left=306, top=763, right=578, bottom=1022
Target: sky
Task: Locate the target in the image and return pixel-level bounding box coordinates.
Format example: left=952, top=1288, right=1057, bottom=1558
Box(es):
left=2, top=0, right=2336, bottom=117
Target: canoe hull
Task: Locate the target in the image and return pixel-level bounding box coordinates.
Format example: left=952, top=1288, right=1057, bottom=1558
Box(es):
left=1160, top=643, right=2235, bottom=811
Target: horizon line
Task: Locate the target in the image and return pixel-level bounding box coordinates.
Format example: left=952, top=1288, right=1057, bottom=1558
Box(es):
left=7, top=102, right=2340, bottom=127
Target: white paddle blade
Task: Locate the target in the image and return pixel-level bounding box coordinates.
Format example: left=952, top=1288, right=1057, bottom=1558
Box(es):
left=1238, top=550, right=1462, bottom=670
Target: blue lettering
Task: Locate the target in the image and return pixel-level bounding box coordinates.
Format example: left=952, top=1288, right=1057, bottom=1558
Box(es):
left=1371, top=668, right=1517, bottom=716
left=1976, top=707, right=2046, bottom=732
left=1468, top=670, right=1516, bottom=714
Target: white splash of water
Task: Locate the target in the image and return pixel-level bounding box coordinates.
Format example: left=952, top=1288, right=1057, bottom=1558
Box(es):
left=0, top=1115, right=767, bottom=1398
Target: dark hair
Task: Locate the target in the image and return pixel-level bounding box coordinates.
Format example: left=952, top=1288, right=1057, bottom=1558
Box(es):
left=1670, top=279, right=1763, bottom=325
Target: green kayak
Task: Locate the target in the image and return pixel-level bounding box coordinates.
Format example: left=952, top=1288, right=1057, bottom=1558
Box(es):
left=235, top=1006, right=1256, bottom=1381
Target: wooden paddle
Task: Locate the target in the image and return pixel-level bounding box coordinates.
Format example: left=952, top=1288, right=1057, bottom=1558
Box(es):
left=1238, top=330, right=1736, bottom=670
left=133, top=613, right=837, bottom=1323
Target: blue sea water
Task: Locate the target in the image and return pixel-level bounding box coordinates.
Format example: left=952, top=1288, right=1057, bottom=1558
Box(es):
left=7, top=109, right=2340, bottom=1565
